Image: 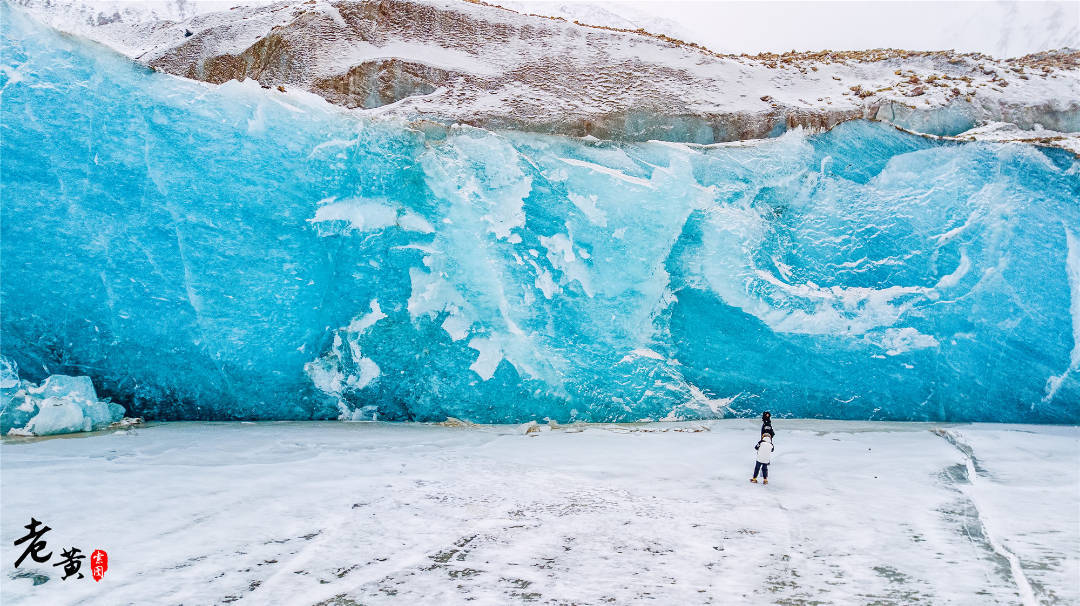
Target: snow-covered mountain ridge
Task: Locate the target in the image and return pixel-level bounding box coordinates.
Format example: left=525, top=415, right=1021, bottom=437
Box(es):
left=13, top=0, right=1080, bottom=147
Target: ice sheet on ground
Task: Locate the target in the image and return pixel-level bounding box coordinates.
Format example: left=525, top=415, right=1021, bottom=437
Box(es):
left=1, top=420, right=1076, bottom=605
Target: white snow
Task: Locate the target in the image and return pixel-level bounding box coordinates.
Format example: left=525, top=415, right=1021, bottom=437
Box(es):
left=503, top=1, right=1080, bottom=58
left=929, top=122, right=1080, bottom=156
left=2, top=420, right=1076, bottom=605
left=13, top=0, right=1080, bottom=144
left=333, top=39, right=502, bottom=78
left=15, top=0, right=1078, bottom=61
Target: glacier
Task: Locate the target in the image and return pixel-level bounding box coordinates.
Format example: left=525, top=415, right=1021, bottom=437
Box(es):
left=2, top=7, right=1079, bottom=424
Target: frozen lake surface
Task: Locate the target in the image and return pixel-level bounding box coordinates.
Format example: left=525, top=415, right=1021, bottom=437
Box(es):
left=2, top=420, right=1077, bottom=605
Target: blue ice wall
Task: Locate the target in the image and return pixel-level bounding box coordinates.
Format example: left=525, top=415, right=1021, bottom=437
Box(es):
left=2, top=8, right=1079, bottom=423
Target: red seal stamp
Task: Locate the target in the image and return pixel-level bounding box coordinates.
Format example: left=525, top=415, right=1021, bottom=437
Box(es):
left=90, top=549, right=108, bottom=582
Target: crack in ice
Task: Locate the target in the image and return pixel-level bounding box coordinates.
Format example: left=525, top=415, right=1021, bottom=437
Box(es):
left=934, top=429, right=1037, bottom=606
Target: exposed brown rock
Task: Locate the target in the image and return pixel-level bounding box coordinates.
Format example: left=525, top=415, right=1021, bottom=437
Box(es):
left=21, top=0, right=1080, bottom=144
left=312, top=59, right=455, bottom=108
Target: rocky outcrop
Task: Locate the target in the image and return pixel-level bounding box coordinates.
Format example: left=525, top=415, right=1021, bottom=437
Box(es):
left=15, top=0, right=1080, bottom=145
left=312, top=59, right=457, bottom=108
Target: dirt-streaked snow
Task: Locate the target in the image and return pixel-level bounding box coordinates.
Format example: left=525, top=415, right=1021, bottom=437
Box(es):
left=12, top=0, right=1080, bottom=146
left=2, top=420, right=1076, bottom=604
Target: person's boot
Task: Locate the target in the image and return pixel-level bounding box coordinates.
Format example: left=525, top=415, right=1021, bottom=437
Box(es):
left=763, top=478, right=768, bottom=485
left=750, top=478, right=758, bottom=483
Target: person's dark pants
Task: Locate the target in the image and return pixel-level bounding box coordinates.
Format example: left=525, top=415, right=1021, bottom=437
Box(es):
left=753, top=461, right=769, bottom=479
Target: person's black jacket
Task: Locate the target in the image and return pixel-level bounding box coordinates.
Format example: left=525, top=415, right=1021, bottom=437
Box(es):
left=761, top=412, right=774, bottom=440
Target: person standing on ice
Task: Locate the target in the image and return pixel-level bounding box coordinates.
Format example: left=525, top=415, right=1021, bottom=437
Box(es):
left=750, top=433, right=774, bottom=485
left=760, top=410, right=773, bottom=438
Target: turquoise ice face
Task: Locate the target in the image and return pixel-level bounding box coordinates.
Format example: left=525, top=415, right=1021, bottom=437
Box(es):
left=2, top=7, right=1078, bottom=423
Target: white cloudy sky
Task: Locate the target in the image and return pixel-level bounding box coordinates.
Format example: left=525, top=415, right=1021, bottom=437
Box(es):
left=499, top=1, right=1080, bottom=57
left=63, top=0, right=1080, bottom=58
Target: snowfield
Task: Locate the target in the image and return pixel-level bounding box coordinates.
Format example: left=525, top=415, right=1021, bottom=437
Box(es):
left=2, top=420, right=1077, bottom=605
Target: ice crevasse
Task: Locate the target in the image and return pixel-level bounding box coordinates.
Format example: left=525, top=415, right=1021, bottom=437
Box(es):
left=2, top=7, right=1079, bottom=424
